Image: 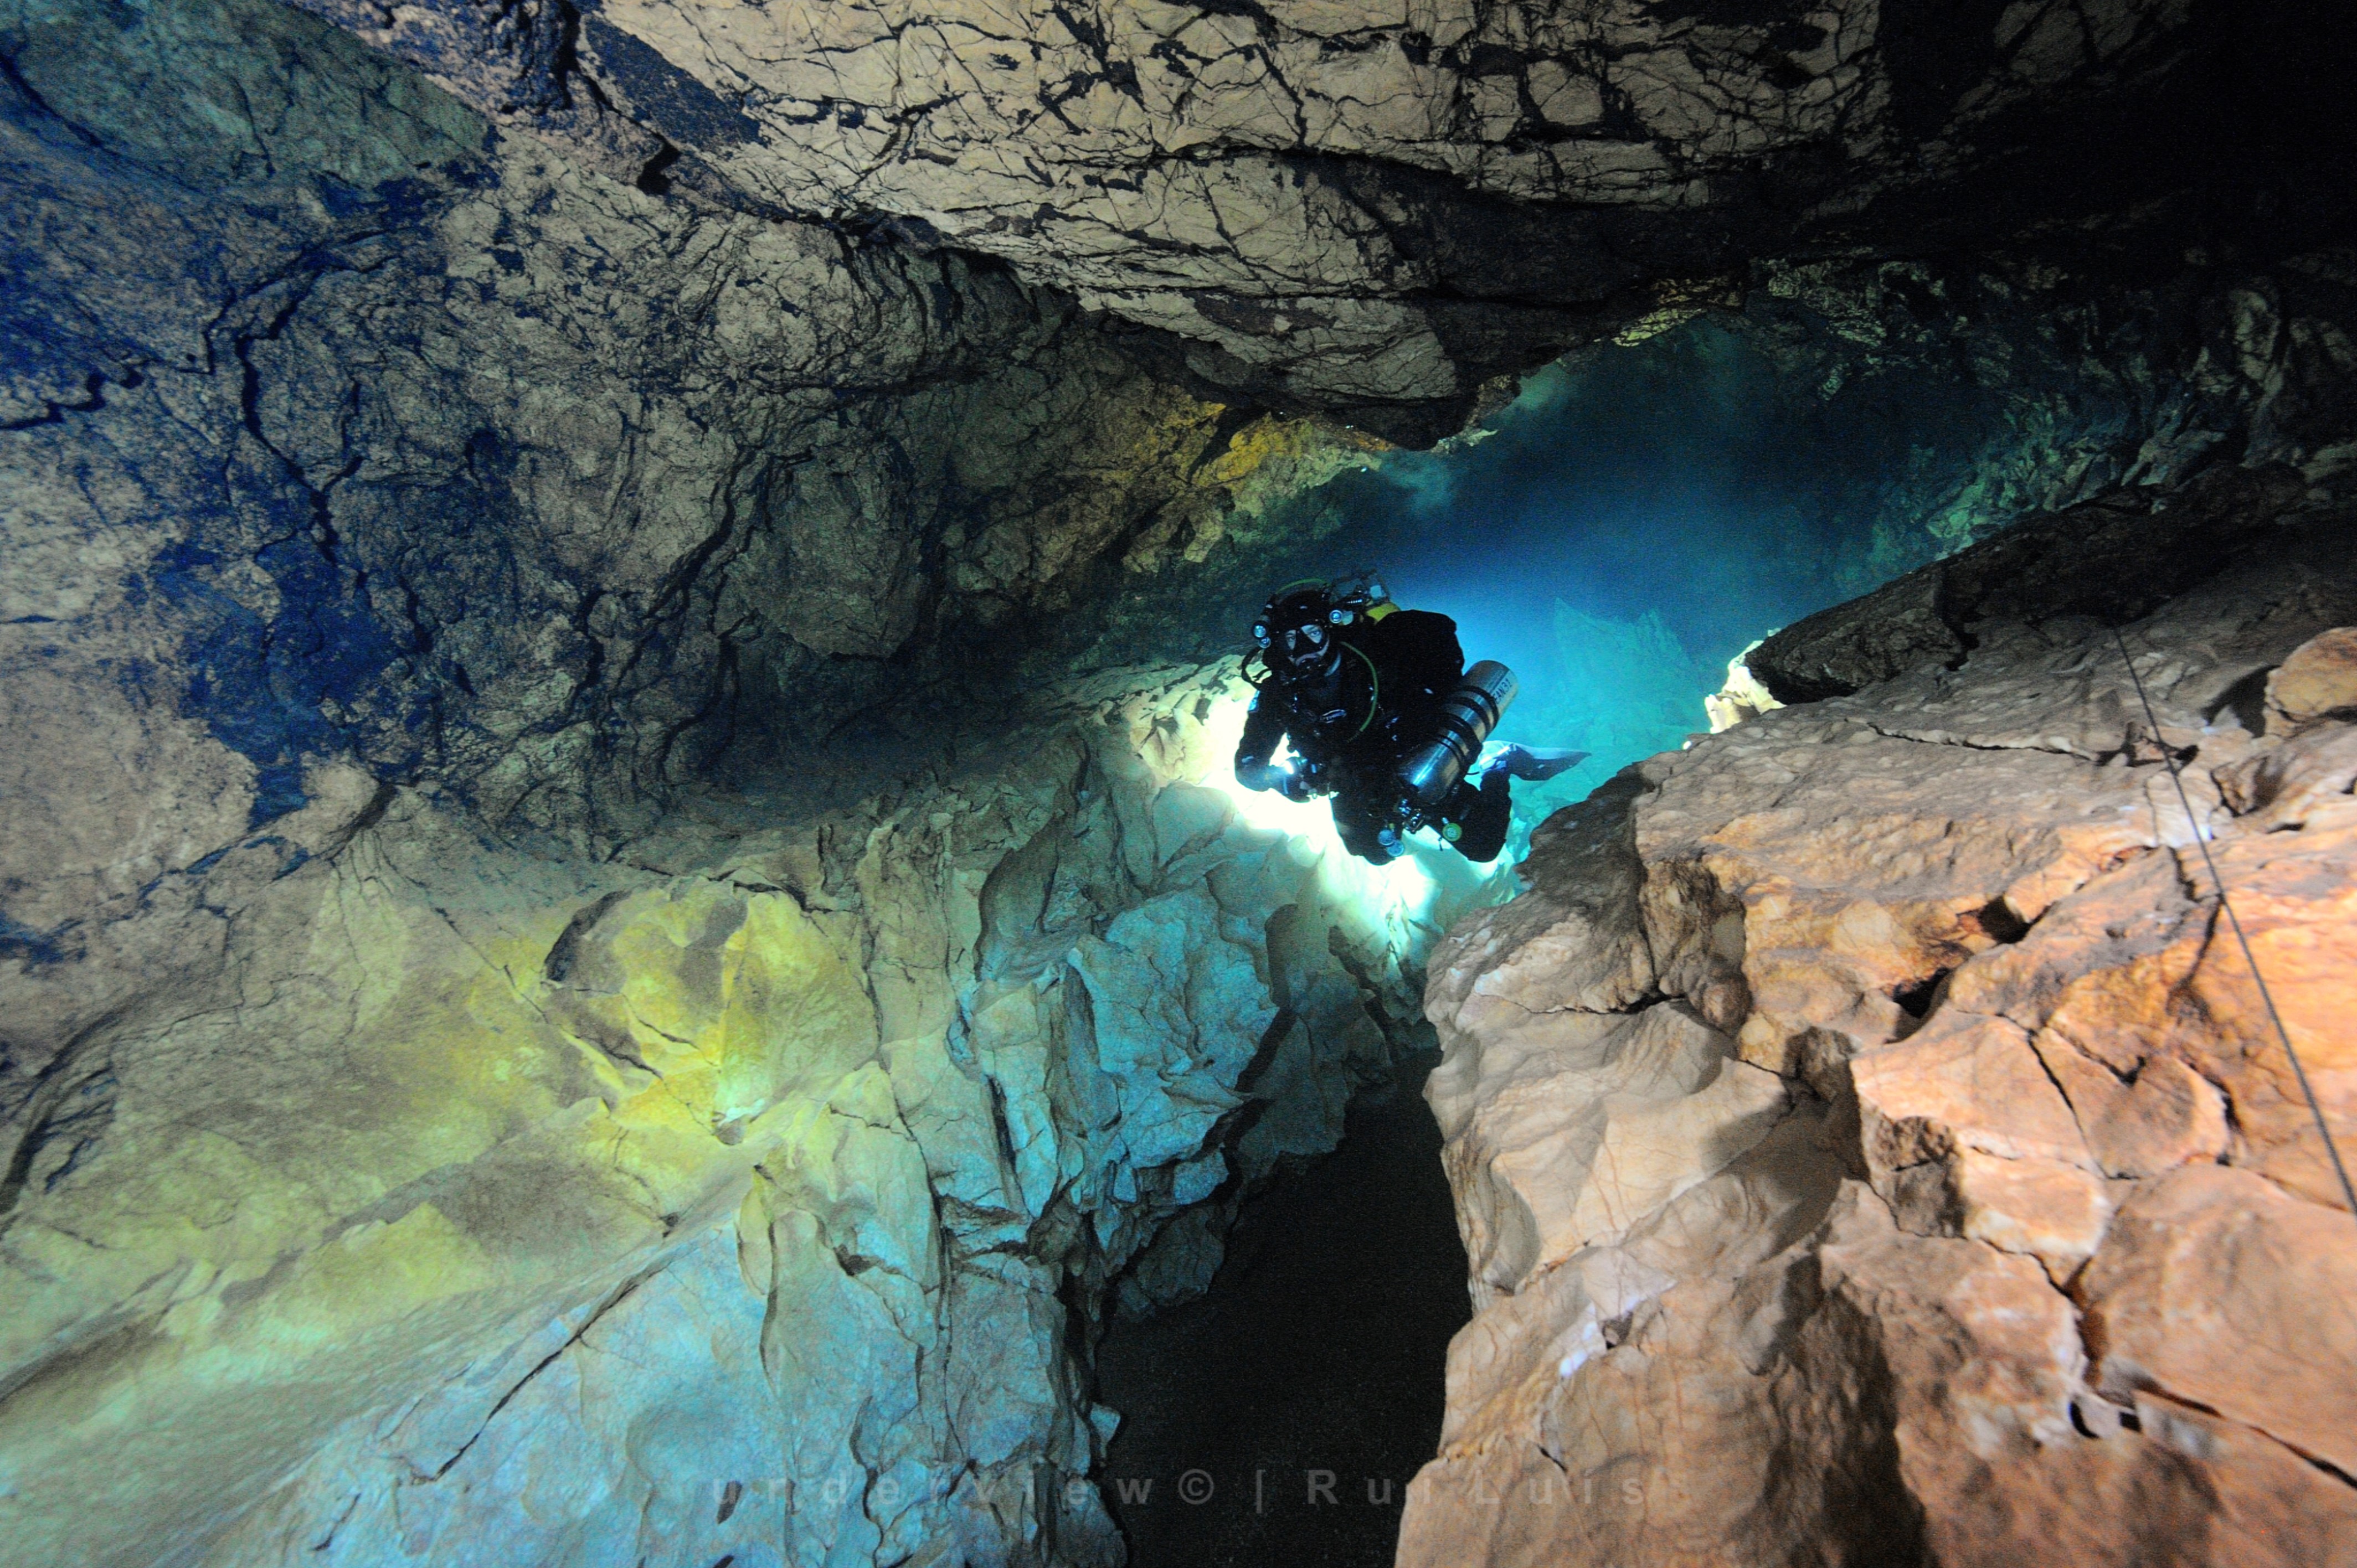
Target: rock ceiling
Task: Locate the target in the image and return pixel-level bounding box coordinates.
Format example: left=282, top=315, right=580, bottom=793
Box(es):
left=295, top=0, right=2215, bottom=430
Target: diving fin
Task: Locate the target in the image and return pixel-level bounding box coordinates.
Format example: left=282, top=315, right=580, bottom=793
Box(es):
left=1485, top=745, right=1588, bottom=782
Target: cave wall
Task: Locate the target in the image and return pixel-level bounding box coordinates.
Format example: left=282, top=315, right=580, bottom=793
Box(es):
left=7, top=0, right=2357, bottom=1563
left=2, top=2, right=1455, bottom=1561
left=1044, top=225, right=2357, bottom=715
left=2, top=0, right=1399, bottom=828
left=1402, top=462, right=2357, bottom=1566
left=1731, top=243, right=2357, bottom=558
left=3, top=656, right=1506, bottom=1568
left=1, top=0, right=1391, bottom=1060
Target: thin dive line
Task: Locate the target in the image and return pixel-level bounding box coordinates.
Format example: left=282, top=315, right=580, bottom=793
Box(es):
left=2112, top=625, right=2357, bottom=1219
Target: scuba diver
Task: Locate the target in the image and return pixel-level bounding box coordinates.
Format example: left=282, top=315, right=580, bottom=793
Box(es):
left=1234, top=576, right=1586, bottom=864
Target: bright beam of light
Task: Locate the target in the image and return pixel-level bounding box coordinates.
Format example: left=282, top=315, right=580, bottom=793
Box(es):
left=1196, top=695, right=1515, bottom=945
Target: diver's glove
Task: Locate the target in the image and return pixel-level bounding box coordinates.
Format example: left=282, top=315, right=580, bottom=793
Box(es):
left=1238, top=756, right=1321, bottom=800
left=1236, top=757, right=1285, bottom=793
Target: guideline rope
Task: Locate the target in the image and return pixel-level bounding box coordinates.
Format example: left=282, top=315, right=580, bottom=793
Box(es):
left=2112, top=626, right=2357, bottom=1221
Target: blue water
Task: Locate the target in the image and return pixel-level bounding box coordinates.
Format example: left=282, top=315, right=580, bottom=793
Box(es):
left=1278, top=318, right=2008, bottom=824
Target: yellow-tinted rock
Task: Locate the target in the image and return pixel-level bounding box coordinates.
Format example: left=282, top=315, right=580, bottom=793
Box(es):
left=3, top=664, right=1502, bottom=1567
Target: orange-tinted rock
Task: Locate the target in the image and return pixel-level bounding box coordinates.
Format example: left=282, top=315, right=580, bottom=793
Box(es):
left=2032, top=1033, right=2230, bottom=1179
left=1403, top=502, right=2357, bottom=1568
left=2266, top=626, right=2357, bottom=732
left=1855, top=1014, right=2096, bottom=1173
left=2080, top=1164, right=2357, bottom=1475
left=1427, top=994, right=1788, bottom=1301
left=2184, top=802, right=2357, bottom=1209
left=1923, top=1148, right=2113, bottom=1283
left=1401, top=1115, right=1853, bottom=1568
left=1798, top=1186, right=2357, bottom=1568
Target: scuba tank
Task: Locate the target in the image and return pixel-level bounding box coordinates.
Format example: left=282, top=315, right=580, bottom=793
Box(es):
left=1397, top=661, right=1518, bottom=811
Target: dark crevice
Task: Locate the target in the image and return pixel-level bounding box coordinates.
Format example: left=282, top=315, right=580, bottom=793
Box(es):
left=1892, top=969, right=1951, bottom=1020
left=1967, top=896, right=2032, bottom=946
left=542, top=889, right=631, bottom=983
left=1094, top=1059, right=1466, bottom=1568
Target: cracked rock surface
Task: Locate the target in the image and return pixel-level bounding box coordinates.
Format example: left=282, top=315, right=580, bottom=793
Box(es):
left=0, top=0, right=1390, bottom=1060
left=0, top=2, right=1471, bottom=1562
left=1403, top=470, right=2357, bottom=1566
left=0, top=0, right=1376, bottom=852
left=8, top=0, right=2357, bottom=1561
left=1, top=664, right=1503, bottom=1568
left=287, top=0, right=2335, bottom=434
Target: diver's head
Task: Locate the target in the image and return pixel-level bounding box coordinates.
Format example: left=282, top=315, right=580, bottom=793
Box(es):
left=1254, top=584, right=1348, bottom=682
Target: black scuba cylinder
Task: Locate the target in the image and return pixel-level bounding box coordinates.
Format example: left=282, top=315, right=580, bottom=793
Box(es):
left=1397, top=660, right=1518, bottom=810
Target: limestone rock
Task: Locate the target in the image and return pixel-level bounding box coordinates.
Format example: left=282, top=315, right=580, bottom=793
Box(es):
left=1703, top=643, right=1783, bottom=734
left=1425, top=771, right=1656, bottom=1055
left=0, top=0, right=1378, bottom=867
left=2267, top=626, right=2357, bottom=733
left=0, top=657, right=1503, bottom=1566
left=1749, top=465, right=2313, bottom=704
left=11, top=1, right=2357, bottom=1564
left=1430, top=996, right=1787, bottom=1301
left=2080, top=1164, right=2357, bottom=1477
left=1404, top=475, right=2357, bottom=1567
left=287, top=0, right=2323, bottom=431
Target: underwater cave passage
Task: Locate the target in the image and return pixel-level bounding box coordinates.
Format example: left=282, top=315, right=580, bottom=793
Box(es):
left=1063, top=308, right=2153, bottom=858
left=1078, top=303, right=2178, bottom=1568
left=13, top=0, right=2357, bottom=1559
left=1092, top=1055, right=1470, bottom=1568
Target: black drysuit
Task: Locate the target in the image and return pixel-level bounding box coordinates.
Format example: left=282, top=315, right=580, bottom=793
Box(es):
left=1234, top=608, right=1512, bottom=864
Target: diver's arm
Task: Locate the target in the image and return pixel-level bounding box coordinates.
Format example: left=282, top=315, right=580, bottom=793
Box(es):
left=1233, top=693, right=1290, bottom=792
